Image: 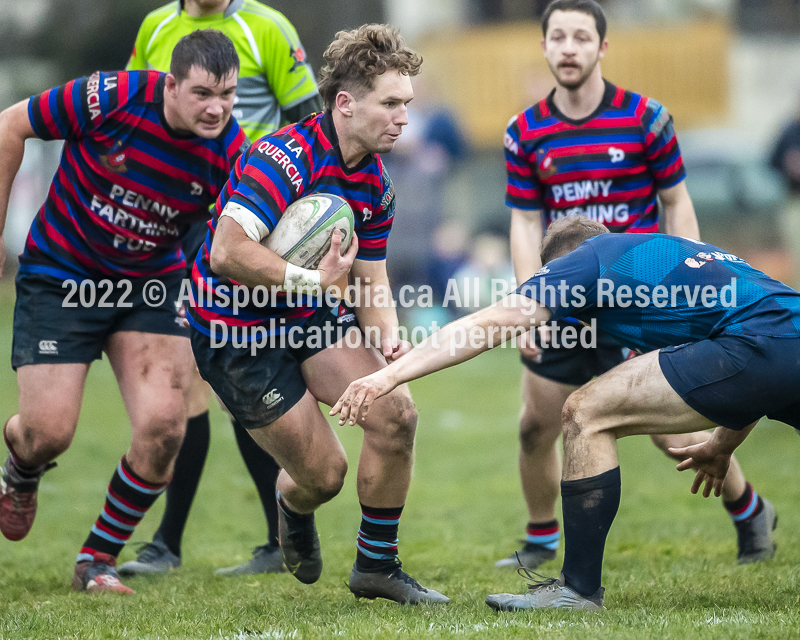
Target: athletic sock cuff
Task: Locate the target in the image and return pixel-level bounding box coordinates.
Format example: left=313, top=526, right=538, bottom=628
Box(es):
left=561, top=466, right=621, bottom=497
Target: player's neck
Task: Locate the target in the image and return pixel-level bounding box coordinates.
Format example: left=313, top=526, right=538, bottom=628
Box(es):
left=183, top=0, right=231, bottom=17
left=332, top=111, right=369, bottom=168
left=552, top=69, right=605, bottom=121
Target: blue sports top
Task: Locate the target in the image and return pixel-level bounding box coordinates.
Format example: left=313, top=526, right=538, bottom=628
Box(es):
left=517, top=233, right=800, bottom=352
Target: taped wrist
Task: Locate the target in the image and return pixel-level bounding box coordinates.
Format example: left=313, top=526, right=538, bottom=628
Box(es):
left=283, top=263, right=321, bottom=292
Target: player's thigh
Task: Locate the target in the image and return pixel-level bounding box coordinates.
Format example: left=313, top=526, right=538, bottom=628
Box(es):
left=186, top=368, right=213, bottom=418
left=16, top=363, right=90, bottom=438
left=105, top=331, right=194, bottom=432
left=301, top=327, right=415, bottom=430
left=247, top=390, right=347, bottom=489
left=565, top=351, right=717, bottom=440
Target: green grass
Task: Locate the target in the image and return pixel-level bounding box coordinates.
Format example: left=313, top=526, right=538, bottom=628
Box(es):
left=1, top=276, right=799, bottom=639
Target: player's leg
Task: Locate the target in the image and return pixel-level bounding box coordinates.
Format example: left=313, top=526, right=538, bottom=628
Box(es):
left=651, top=431, right=776, bottom=563
left=1, top=363, right=89, bottom=541
left=300, top=326, right=448, bottom=605
left=487, top=351, right=718, bottom=611
left=497, top=368, right=575, bottom=569
left=73, top=331, right=193, bottom=594
left=119, top=371, right=211, bottom=576
left=2, top=272, right=98, bottom=542
left=246, top=390, right=349, bottom=585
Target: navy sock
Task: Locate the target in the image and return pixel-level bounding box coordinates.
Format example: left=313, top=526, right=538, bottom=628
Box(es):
left=560, top=467, right=621, bottom=598
left=154, top=411, right=210, bottom=556
left=525, top=519, right=560, bottom=551
left=80, top=456, right=167, bottom=562
left=356, top=504, right=403, bottom=571
left=232, top=419, right=281, bottom=547
left=724, top=482, right=763, bottom=524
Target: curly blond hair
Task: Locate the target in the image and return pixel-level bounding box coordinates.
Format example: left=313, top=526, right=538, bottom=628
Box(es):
left=318, top=24, right=422, bottom=109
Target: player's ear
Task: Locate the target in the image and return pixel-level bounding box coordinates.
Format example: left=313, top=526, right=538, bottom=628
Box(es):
left=335, top=91, right=354, bottom=117
left=598, top=39, right=608, bottom=59
left=540, top=37, right=547, bottom=54
left=165, top=73, right=179, bottom=94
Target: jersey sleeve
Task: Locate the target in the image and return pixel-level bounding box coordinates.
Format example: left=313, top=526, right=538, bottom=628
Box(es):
left=515, top=242, right=600, bottom=320
left=28, top=71, right=124, bottom=141
left=355, top=164, right=395, bottom=261
left=226, top=137, right=309, bottom=241
left=641, top=98, right=686, bottom=190
left=259, top=12, right=320, bottom=111
left=504, top=114, right=544, bottom=210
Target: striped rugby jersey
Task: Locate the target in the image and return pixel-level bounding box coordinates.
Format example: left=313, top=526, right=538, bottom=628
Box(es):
left=127, top=0, right=319, bottom=142
left=505, top=80, right=686, bottom=233
left=22, top=70, right=247, bottom=280
left=188, top=111, right=396, bottom=338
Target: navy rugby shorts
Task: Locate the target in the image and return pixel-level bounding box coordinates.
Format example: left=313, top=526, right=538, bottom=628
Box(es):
left=12, top=271, right=189, bottom=370
left=521, top=319, right=627, bottom=386
left=191, top=302, right=358, bottom=429
left=659, top=334, right=800, bottom=430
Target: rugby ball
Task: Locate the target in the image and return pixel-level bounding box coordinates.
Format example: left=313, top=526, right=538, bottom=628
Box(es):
left=262, top=194, right=354, bottom=268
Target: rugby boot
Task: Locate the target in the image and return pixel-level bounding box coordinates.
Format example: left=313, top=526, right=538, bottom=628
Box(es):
left=348, top=561, right=450, bottom=605
left=118, top=536, right=181, bottom=575
left=736, top=497, right=778, bottom=564
left=0, top=455, right=56, bottom=541
left=495, top=542, right=557, bottom=569
left=215, top=544, right=287, bottom=576
left=277, top=499, right=322, bottom=584
left=72, top=552, right=135, bottom=594
left=486, top=572, right=604, bottom=611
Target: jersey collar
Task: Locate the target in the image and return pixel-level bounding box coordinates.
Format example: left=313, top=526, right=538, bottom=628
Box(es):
left=545, top=79, right=617, bottom=126
left=178, top=0, right=242, bottom=19
left=320, top=110, right=375, bottom=176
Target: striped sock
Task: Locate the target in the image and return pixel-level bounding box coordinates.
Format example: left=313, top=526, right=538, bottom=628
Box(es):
left=356, top=504, right=402, bottom=571
left=724, top=483, right=763, bottom=523
left=77, top=456, right=168, bottom=562
left=526, top=519, right=560, bottom=550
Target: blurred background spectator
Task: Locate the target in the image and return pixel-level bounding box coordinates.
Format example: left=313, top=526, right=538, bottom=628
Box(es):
left=770, top=100, right=800, bottom=287
left=3, top=0, right=800, bottom=292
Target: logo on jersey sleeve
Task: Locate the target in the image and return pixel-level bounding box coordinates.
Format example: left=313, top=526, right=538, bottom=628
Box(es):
left=290, top=46, right=308, bottom=72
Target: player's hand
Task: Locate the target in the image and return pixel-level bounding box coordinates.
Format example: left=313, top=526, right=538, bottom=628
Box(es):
left=330, top=370, right=398, bottom=426
left=318, top=230, right=358, bottom=290
left=518, top=327, right=542, bottom=362
left=669, top=442, right=731, bottom=498
left=381, top=336, right=412, bottom=362
left=0, top=236, right=6, bottom=279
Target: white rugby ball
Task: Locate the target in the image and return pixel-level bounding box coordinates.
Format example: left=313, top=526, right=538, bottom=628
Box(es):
left=262, top=193, right=354, bottom=269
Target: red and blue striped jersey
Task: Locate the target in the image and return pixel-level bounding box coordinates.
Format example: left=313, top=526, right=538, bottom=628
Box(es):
left=189, top=111, right=396, bottom=337
left=21, top=70, right=247, bottom=280
left=505, top=81, right=685, bottom=233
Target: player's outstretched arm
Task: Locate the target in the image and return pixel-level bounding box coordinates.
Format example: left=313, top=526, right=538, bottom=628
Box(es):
left=330, top=294, right=552, bottom=425
left=669, top=422, right=758, bottom=498
left=0, top=100, right=38, bottom=277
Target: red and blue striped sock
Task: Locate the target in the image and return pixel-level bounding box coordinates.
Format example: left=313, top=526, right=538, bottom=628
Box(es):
left=526, top=519, right=560, bottom=550
left=724, top=482, right=763, bottom=523
left=77, top=456, right=168, bottom=563
left=356, top=504, right=402, bottom=571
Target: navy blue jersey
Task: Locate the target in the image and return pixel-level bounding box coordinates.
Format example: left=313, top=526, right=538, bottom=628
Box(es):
left=517, top=234, right=800, bottom=352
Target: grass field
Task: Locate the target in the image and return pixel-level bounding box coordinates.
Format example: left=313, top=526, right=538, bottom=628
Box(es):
left=0, top=276, right=799, bottom=640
